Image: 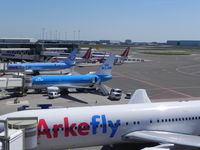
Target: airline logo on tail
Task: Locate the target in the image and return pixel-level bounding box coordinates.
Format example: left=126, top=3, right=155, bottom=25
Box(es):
left=102, top=64, right=112, bottom=70
left=68, top=52, right=76, bottom=61
left=38, top=114, right=120, bottom=139
left=95, top=53, right=115, bottom=76
left=69, top=55, right=75, bottom=61
left=64, top=48, right=78, bottom=64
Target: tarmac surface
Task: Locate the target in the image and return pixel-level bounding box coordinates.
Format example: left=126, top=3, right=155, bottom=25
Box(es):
left=1, top=52, right=200, bottom=149
left=76, top=52, right=200, bottom=99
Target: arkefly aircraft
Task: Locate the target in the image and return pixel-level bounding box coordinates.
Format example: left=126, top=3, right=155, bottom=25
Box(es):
left=1, top=89, right=200, bottom=150
left=31, top=53, right=115, bottom=90
left=7, top=48, right=78, bottom=75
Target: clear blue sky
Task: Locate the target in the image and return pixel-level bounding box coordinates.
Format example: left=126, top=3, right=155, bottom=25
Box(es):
left=0, top=0, right=200, bottom=42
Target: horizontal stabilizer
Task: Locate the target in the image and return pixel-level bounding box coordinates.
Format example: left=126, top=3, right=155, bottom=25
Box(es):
left=128, top=89, right=151, bottom=104
left=123, top=130, right=200, bottom=148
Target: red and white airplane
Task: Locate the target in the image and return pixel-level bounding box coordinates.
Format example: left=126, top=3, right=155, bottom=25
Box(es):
left=1, top=89, right=200, bottom=150
left=75, top=47, right=96, bottom=63
left=49, top=48, right=93, bottom=63
left=93, top=47, right=130, bottom=63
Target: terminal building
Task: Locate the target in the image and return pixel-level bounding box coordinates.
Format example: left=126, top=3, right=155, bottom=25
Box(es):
left=0, top=38, right=78, bottom=61
left=125, top=39, right=132, bottom=44
left=167, top=40, right=200, bottom=46
left=0, top=38, right=37, bottom=44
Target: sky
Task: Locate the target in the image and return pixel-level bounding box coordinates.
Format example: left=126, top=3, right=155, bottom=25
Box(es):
left=0, top=0, right=200, bottom=42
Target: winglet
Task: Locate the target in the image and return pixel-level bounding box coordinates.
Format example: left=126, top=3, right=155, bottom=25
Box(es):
left=128, top=89, right=151, bottom=104
left=63, top=48, right=78, bottom=65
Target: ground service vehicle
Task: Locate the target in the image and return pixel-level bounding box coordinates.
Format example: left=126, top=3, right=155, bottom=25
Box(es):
left=47, top=87, right=60, bottom=99
left=125, top=92, right=132, bottom=99
left=108, top=91, right=121, bottom=100
left=110, top=88, right=122, bottom=95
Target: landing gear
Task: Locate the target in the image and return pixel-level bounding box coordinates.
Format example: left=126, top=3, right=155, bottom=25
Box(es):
left=33, top=70, right=40, bottom=76
left=35, top=89, right=42, bottom=94
left=76, top=88, right=86, bottom=92
left=12, top=87, right=27, bottom=97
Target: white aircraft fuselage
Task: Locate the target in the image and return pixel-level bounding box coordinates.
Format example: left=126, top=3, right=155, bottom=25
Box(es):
left=1, top=100, right=200, bottom=149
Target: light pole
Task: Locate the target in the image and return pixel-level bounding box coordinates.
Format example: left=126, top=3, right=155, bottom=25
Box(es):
left=42, top=28, right=45, bottom=40
left=73, top=30, right=76, bottom=41
left=78, top=30, right=80, bottom=41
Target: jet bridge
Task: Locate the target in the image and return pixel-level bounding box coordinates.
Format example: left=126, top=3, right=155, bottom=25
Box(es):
left=0, top=78, right=23, bottom=89
left=0, top=78, right=23, bottom=97
left=0, top=117, right=38, bottom=150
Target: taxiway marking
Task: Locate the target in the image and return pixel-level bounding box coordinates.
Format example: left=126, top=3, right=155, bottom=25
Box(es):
left=113, top=72, right=193, bottom=98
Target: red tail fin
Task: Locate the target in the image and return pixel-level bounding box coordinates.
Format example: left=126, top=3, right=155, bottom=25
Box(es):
left=82, top=48, right=92, bottom=59
left=120, top=47, right=130, bottom=57
left=97, top=57, right=105, bottom=63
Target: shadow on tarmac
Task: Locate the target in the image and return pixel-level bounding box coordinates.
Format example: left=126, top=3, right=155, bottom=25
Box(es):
left=101, top=143, right=158, bottom=150
left=61, top=94, right=88, bottom=104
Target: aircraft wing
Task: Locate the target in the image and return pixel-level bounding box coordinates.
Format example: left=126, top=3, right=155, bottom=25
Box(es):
left=55, top=84, right=94, bottom=89
left=123, top=130, right=200, bottom=148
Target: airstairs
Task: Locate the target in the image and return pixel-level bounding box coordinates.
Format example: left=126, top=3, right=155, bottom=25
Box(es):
left=98, top=84, right=109, bottom=96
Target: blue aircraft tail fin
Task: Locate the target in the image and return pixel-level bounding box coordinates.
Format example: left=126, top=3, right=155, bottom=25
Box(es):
left=63, top=48, right=78, bottom=65
left=95, top=53, right=115, bottom=75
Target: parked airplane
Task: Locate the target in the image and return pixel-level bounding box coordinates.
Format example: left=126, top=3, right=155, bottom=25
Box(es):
left=0, top=89, right=199, bottom=150
left=93, top=47, right=130, bottom=63
left=50, top=48, right=94, bottom=63
left=7, top=48, right=78, bottom=75
left=31, top=53, right=115, bottom=90
left=76, top=47, right=95, bottom=63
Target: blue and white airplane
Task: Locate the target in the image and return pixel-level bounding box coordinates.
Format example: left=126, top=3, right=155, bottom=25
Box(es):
left=7, top=48, right=78, bottom=75
left=31, top=53, right=115, bottom=90
left=1, top=89, right=200, bottom=150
